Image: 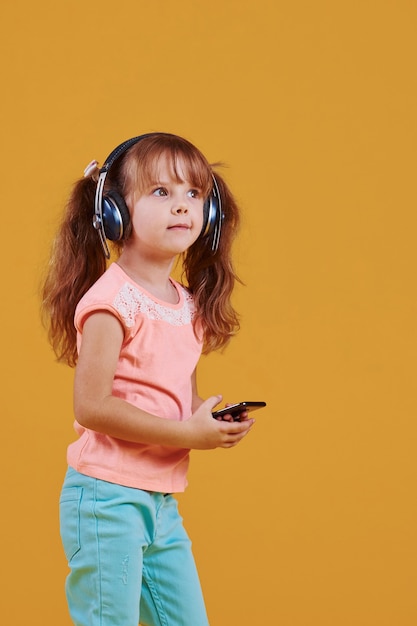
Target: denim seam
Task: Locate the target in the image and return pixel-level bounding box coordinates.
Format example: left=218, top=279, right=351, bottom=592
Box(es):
left=92, top=478, right=103, bottom=626
left=142, top=564, right=169, bottom=626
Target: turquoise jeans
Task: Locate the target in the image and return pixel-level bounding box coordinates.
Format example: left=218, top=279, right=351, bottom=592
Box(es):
left=60, top=467, right=209, bottom=626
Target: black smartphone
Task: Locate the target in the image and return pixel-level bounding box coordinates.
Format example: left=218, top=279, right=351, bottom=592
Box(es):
left=212, top=401, right=266, bottom=420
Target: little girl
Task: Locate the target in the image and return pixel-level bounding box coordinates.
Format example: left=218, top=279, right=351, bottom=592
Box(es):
left=42, top=132, right=254, bottom=626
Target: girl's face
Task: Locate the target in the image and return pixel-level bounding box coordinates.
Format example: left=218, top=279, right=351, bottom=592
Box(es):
left=126, top=155, right=205, bottom=260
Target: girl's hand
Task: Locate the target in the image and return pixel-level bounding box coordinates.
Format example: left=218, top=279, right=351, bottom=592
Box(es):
left=183, top=395, right=254, bottom=450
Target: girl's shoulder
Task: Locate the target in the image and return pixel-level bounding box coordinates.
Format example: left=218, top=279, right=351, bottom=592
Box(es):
left=76, top=262, right=126, bottom=310
left=75, top=263, right=132, bottom=333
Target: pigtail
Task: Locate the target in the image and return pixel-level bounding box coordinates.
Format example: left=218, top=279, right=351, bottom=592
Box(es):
left=183, top=171, right=242, bottom=353
left=41, top=175, right=106, bottom=367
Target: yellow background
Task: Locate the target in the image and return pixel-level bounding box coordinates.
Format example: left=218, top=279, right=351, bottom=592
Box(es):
left=1, top=1, right=416, bottom=624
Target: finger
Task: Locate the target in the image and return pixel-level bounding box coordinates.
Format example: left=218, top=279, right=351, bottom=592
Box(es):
left=220, top=422, right=254, bottom=446
left=206, top=394, right=223, bottom=412
left=221, top=433, right=249, bottom=448
left=227, top=418, right=254, bottom=432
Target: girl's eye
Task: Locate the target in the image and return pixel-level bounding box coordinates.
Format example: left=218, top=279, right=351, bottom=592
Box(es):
left=152, top=187, right=168, bottom=197
left=188, top=189, right=201, bottom=199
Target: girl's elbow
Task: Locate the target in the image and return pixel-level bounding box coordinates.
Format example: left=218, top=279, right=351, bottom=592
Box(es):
left=73, top=399, right=98, bottom=430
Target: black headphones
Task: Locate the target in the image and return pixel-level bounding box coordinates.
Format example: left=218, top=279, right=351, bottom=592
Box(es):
left=92, top=133, right=223, bottom=259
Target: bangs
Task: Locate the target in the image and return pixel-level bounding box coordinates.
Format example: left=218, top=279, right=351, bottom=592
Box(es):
left=119, top=133, right=213, bottom=200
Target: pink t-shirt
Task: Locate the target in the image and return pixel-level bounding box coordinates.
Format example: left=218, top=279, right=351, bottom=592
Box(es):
left=67, top=262, right=203, bottom=493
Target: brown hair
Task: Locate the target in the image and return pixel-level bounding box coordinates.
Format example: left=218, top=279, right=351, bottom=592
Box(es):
left=41, top=133, right=241, bottom=366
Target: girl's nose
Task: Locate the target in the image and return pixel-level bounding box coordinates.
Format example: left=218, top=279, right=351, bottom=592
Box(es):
left=171, top=199, right=189, bottom=214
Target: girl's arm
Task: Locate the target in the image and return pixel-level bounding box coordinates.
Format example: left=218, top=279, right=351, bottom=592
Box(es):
left=191, top=367, right=204, bottom=413
left=74, top=312, right=254, bottom=450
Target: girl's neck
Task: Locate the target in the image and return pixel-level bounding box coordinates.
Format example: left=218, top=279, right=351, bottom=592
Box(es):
left=116, top=250, right=179, bottom=304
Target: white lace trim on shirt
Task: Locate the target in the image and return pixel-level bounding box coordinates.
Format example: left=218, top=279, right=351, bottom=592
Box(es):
left=113, top=282, right=194, bottom=328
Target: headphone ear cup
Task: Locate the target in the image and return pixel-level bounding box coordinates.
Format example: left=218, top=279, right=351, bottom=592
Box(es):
left=201, top=194, right=218, bottom=239
left=201, top=191, right=223, bottom=253
left=101, top=190, right=131, bottom=241
left=201, top=198, right=210, bottom=236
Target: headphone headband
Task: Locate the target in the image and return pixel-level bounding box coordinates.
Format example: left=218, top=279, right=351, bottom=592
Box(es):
left=100, top=133, right=158, bottom=174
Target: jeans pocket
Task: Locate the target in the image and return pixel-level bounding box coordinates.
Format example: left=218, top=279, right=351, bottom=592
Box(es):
left=59, top=486, right=83, bottom=563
